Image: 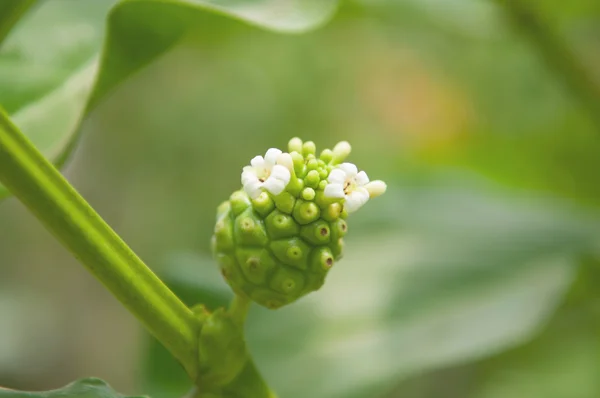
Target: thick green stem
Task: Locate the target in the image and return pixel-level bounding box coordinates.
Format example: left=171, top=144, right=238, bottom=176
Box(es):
left=229, top=294, right=251, bottom=328
left=0, top=108, right=199, bottom=378
left=496, top=0, right=600, bottom=130
left=221, top=359, right=278, bottom=398
left=0, top=0, right=39, bottom=46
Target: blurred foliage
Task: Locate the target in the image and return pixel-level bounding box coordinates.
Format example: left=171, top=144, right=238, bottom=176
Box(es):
left=1, top=0, right=600, bottom=397
left=143, top=176, right=599, bottom=398
left=0, top=378, right=144, bottom=398
left=0, top=0, right=337, bottom=198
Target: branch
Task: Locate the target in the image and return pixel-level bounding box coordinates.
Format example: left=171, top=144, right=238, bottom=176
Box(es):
left=0, top=108, right=200, bottom=379
left=496, top=0, right=600, bottom=129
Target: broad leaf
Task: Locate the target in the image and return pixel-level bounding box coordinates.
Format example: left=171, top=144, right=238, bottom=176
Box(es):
left=144, top=177, right=600, bottom=398
left=0, top=378, right=145, bottom=398
left=0, top=0, right=338, bottom=198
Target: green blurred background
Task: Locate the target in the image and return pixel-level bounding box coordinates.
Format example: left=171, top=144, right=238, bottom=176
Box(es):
left=1, top=0, right=600, bottom=397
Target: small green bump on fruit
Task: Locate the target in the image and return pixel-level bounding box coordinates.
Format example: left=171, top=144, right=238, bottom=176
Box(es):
left=250, top=289, right=289, bottom=309
left=306, top=158, right=319, bottom=171
left=287, top=245, right=301, bottom=259
left=251, top=192, right=275, bottom=217
left=340, top=208, right=349, bottom=219
left=310, top=246, right=335, bottom=272
left=331, top=218, right=348, bottom=240
left=265, top=210, right=299, bottom=239
left=305, top=272, right=326, bottom=292
left=288, top=137, right=303, bottom=153
left=235, top=248, right=276, bottom=285
left=300, top=220, right=331, bottom=245
left=305, top=170, right=320, bottom=188
left=287, top=177, right=304, bottom=197
left=293, top=199, right=320, bottom=225
left=318, top=180, right=327, bottom=190
left=216, top=253, right=246, bottom=294
left=234, top=209, right=268, bottom=246
left=291, top=151, right=305, bottom=176
left=323, top=202, right=342, bottom=222
left=315, top=189, right=335, bottom=209
left=216, top=201, right=231, bottom=220
left=302, top=141, right=316, bottom=156
left=301, top=187, right=316, bottom=201
left=274, top=191, right=296, bottom=214
left=214, top=216, right=234, bottom=251
left=269, top=266, right=305, bottom=295
left=320, top=149, right=333, bottom=163
left=331, top=238, right=344, bottom=260
left=229, top=191, right=250, bottom=216
left=270, top=238, right=310, bottom=269
left=318, top=168, right=328, bottom=180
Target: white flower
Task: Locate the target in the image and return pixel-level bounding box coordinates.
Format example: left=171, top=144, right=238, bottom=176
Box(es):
left=323, top=163, right=387, bottom=213
left=241, top=148, right=291, bottom=199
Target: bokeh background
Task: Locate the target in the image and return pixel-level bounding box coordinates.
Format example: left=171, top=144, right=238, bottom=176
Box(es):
left=1, top=0, right=600, bottom=397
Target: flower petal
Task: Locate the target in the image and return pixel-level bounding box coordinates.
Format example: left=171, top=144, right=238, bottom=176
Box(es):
left=339, top=162, right=358, bottom=177
left=355, top=171, right=369, bottom=186
left=328, top=168, right=346, bottom=184
left=251, top=156, right=265, bottom=169
left=324, top=183, right=345, bottom=199
left=344, top=188, right=369, bottom=213
left=264, top=148, right=282, bottom=167
left=277, top=152, right=294, bottom=173
left=241, top=170, right=258, bottom=185
left=244, top=180, right=263, bottom=199
left=262, top=177, right=286, bottom=195
left=270, top=164, right=291, bottom=184
left=365, top=180, right=387, bottom=198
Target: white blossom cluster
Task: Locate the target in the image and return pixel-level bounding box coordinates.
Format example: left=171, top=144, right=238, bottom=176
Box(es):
left=240, top=140, right=386, bottom=213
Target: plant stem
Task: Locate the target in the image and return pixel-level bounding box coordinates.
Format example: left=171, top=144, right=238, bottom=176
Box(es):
left=495, top=0, right=600, bottom=129
left=229, top=294, right=251, bottom=328
left=0, top=108, right=200, bottom=379
left=224, top=295, right=277, bottom=398
left=0, top=0, right=39, bottom=46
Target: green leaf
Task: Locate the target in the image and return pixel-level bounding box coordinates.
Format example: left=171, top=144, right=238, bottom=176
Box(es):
left=0, top=0, right=38, bottom=45
left=143, top=177, right=600, bottom=398
left=0, top=0, right=338, bottom=199
left=0, top=378, right=145, bottom=398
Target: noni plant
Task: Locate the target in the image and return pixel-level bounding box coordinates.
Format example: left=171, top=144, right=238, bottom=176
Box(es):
left=212, top=138, right=386, bottom=309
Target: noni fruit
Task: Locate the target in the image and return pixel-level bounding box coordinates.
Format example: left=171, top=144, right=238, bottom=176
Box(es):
left=211, top=138, right=386, bottom=309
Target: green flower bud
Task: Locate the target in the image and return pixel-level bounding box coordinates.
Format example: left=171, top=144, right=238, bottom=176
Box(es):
left=212, top=139, right=386, bottom=309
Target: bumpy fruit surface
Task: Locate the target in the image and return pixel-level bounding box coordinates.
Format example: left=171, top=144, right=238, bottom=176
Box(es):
left=211, top=138, right=386, bottom=309
left=211, top=189, right=347, bottom=309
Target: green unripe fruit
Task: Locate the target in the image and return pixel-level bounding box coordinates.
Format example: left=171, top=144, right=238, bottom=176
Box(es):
left=213, top=138, right=387, bottom=309
left=212, top=190, right=346, bottom=309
